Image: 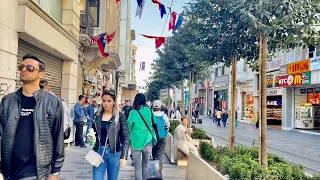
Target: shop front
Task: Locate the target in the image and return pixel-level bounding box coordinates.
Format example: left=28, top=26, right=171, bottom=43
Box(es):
left=214, top=89, right=228, bottom=111
left=279, top=58, right=320, bottom=129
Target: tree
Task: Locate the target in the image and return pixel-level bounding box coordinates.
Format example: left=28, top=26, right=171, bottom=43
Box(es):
left=185, top=0, right=320, bottom=167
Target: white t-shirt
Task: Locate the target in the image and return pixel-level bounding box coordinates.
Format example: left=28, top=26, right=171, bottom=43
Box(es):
left=154, top=111, right=170, bottom=127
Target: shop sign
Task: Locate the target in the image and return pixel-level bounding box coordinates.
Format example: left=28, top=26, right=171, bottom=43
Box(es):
left=267, top=57, right=282, bottom=72
left=310, top=56, right=320, bottom=71
left=279, top=65, right=288, bottom=75
left=279, top=72, right=311, bottom=87
left=288, top=59, right=310, bottom=74
left=267, top=88, right=282, bottom=96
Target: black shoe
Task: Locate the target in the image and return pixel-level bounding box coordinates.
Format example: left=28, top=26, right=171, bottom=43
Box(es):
left=80, top=144, right=87, bottom=148
left=75, top=144, right=80, bottom=146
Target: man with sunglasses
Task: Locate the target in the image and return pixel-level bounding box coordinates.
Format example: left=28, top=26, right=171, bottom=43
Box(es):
left=0, top=54, right=64, bottom=180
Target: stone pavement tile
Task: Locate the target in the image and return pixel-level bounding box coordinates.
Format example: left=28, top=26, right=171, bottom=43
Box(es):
left=61, top=146, right=185, bottom=180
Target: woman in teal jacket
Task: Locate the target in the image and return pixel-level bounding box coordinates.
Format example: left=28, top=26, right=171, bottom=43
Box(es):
left=128, top=93, right=157, bottom=180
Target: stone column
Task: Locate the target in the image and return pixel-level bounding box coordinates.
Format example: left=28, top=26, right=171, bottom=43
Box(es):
left=0, top=0, right=19, bottom=100
left=61, top=61, right=79, bottom=105
left=62, top=0, right=80, bottom=38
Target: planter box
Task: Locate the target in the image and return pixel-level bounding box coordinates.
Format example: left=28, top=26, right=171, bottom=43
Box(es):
left=186, top=151, right=227, bottom=180
left=165, top=132, right=215, bottom=165
left=165, top=133, right=176, bottom=163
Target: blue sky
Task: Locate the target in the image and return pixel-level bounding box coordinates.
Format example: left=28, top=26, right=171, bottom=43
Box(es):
left=131, top=0, right=190, bottom=88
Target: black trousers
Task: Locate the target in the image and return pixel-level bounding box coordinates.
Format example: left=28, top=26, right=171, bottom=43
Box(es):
left=74, top=121, right=85, bottom=146
left=217, top=118, right=221, bottom=127
left=152, top=137, right=166, bottom=169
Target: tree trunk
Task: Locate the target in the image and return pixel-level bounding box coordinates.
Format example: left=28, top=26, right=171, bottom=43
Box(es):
left=260, top=34, right=268, bottom=168
left=258, top=33, right=263, bottom=164
left=168, top=87, right=171, bottom=118
left=229, top=56, right=237, bottom=152
left=188, top=72, right=194, bottom=127
left=181, top=81, right=185, bottom=117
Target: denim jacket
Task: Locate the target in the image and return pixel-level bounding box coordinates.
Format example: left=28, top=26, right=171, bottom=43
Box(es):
left=74, top=102, right=85, bottom=122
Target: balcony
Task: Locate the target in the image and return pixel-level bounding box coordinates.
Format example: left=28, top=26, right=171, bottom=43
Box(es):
left=237, top=71, right=253, bottom=83
left=79, top=10, right=94, bottom=46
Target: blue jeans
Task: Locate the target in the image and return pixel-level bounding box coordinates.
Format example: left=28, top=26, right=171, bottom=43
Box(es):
left=86, top=120, right=93, bottom=142
left=93, top=145, right=121, bottom=180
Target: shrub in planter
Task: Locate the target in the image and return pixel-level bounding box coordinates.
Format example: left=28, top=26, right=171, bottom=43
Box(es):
left=198, top=142, right=317, bottom=180
left=229, top=162, right=252, bottom=180
left=190, top=126, right=211, bottom=140
left=169, top=120, right=180, bottom=135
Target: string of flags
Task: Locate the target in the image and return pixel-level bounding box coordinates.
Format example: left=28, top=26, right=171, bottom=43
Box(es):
left=135, top=0, right=184, bottom=49
left=90, top=32, right=116, bottom=57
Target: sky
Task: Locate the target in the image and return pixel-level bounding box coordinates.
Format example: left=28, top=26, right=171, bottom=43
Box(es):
left=131, top=0, right=190, bottom=89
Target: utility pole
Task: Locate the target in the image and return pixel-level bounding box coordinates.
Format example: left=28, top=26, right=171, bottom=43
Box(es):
left=167, top=87, right=171, bottom=118
left=229, top=57, right=237, bottom=152
left=181, top=81, right=185, bottom=117
left=188, top=72, right=194, bottom=127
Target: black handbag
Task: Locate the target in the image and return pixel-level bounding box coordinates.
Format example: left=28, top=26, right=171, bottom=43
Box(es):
left=137, top=109, right=159, bottom=140
left=64, top=126, right=71, bottom=140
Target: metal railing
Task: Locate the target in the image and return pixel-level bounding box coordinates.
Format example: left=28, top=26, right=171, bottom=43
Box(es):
left=80, top=10, right=94, bottom=37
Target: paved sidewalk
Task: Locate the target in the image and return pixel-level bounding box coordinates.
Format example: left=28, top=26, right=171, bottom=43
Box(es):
left=60, top=146, right=186, bottom=180
left=194, top=117, right=320, bottom=175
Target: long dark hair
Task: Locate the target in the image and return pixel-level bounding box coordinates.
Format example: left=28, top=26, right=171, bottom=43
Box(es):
left=133, top=93, right=147, bottom=110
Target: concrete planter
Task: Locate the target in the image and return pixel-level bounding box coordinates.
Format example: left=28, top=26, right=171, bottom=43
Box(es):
left=165, top=132, right=215, bottom=164
left=186, top=151, right=227, bottom=180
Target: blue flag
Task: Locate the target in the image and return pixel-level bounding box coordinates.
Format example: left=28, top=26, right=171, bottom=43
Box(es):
left=174, top=15, right=183, bottom=31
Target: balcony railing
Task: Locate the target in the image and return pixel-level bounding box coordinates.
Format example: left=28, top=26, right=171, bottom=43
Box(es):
left=80, top=10, right=94, bottom=37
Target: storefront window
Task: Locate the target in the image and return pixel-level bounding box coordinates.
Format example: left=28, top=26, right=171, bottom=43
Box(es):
left=242, top=93, right=255, bottom=120
left=88, top=0, right=100, bottom=27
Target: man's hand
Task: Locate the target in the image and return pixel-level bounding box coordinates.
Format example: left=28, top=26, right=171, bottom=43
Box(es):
left=48, top=175, right=59, bottom=180
left=0, top=173, right=4, bottom=180
left=119, top=159, right=127, bottom=168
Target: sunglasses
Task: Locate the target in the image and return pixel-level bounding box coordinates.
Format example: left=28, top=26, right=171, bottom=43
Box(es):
left=18, top=64, right=40, bottom=72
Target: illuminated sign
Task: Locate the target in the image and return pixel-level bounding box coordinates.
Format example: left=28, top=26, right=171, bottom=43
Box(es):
left=288, top=59, right=310, bottom=74
left=279, top=72, right=311, bottom=87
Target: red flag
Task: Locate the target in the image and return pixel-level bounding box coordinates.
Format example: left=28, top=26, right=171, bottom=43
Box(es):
left=155, top=37, right=165, bottom=49
left=169, top=11, right=177, bottom=31
left=141, top=34, right=165, bottom=49
left=132, top=59, right=136, bottom=64
left=152, top=0, right=167, bottom=18
left=116, top=0, right=120, bottom=3
left=107, top=31, right=116, bottom=43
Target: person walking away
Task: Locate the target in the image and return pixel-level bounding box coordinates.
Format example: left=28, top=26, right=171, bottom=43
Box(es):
left=89, top=90, right=129, bottom=180
left=222, top=111, right=228, bottom=127
left=255, top=112, right=259, bottom=128
left=128, top=93, right=157, bottom=180
left=235, top=110, right=239, bottom=128
left=173, top=117, right=199, bottom=156
left=215, top=109, right=222, bottom=128
left=0, top=54, right=64, bottom=180
left=74, top=95, right=87, bottom=148
left=123, top=100, right=133, bottom=119
left=195, top=108, right=200, bottom=123
left=40, top=80, right=70, bottom=138
left=152, top=100, right=170, bottom=170
left=85, top=98, right=98, bottom=143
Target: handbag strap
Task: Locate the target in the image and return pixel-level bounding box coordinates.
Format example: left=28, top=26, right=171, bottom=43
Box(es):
left=137, top=110, right=152, bottom=136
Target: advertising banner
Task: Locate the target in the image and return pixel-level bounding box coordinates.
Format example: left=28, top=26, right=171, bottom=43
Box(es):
left=287, top=59, right=310, bottom=74
left=279, top=72, right=311, bottom=87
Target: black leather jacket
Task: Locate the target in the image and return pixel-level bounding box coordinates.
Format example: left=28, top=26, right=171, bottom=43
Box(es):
left=92, top=112, right=129, bottom=160
left=0, top=88, right=64, bottom=180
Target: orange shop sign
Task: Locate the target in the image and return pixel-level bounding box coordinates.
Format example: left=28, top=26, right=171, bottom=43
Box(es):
left=287, top=59, right=310, bottom=74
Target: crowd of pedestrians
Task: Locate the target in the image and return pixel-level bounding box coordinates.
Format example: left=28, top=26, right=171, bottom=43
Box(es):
left=0, top=54, right=201, bottom=180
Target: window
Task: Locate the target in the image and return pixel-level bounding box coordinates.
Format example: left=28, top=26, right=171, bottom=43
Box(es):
left=33, top=0, right=62, bottom=23
left=309, top=45, right=315, bottom=58
left=215, top=68, right=218, bottom=77
left=221, top=66, right=225, bottom=75
left=218, top=67, right=222, bottom=76
left=88, top=0, right=100, bottom=27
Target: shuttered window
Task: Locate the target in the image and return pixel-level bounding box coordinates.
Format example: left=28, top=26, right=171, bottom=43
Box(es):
left=16, top=40, right=63, bottom=97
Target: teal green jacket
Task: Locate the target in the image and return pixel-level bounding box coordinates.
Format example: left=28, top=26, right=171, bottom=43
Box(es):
left=128, top=106, right=157, bottom=150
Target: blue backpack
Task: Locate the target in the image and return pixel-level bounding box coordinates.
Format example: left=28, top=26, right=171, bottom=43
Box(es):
left=155, top=115, right=168, bottom=139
